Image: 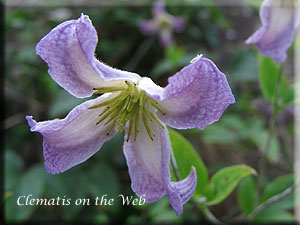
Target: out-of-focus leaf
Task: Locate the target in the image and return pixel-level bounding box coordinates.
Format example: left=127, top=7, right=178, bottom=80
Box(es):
left=238, top=176, right=257, bottom=214
left=258, top=54, right=291, bottom=108
left=49, top=90, right=86, bottom=117
left=80, top=162, right=120, bottom=201
left=5, top=164, right=46, bottom=222
left=206, top=165, right=256, bottom=205
left=202, top=126, right=236, bottom=144
left=202, top=114, right=246, bottom=144
left=280, top=86, right=294, bottom=109
left=249, top=130, right=280, bottom=163
left=258, top=53, right=280, bottom=102
left=148, top=197, right=182, bottom=223
left=254, top=208, right=296, bottom=223
left=230, top=50, right=258, bottom=82
left=261, top=174, right=294, bottom=203
left=5, top=149, right=23, bottom=190
left=166, top=45, right=185, bottom=65
left=168, top=129, right=208, bottom=196
left=151, top=59, right=174, bottom=78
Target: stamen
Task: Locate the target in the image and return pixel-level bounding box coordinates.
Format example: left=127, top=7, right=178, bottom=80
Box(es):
left=142, top=111, right=154, bottom=141
left=90, top=80, right=165, bottom=142
left=107, top=119, right=116, bottom=136
left=126, top=119, right=134, bottom=142
left=149, top=100, right=166, bottom=115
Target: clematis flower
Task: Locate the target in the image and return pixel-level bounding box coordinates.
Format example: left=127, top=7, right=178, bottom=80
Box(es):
left=139, top=1, right=185, bottom=47
left=246, top=0, right=300, bottom=62
left=26, top=14, right=235, bottom=215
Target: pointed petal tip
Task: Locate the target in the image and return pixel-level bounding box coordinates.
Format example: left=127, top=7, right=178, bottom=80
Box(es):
left=25, top=115, right=37, bottom=129
left=79, top=13, right=91, bottom=24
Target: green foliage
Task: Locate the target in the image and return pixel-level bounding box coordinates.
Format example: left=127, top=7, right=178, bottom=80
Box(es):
left=5, top=5, right=296, bottom=224
left=238, top=176, right=256, bottom=214
left=5, top=165, right=46, bottom=221
left=206, top=165, right=256, bottom=205
left=260, top=174, right=294, bottom=203
left=258, top=54, right=294, bottom=109
left=169, top=129, right=208, bottom=196
left=253, top=174, right=295, bottom=223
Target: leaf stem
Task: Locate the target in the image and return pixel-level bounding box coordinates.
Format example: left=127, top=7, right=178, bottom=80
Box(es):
left=170, top=147, right=181, bottom=181
left=248, top=181, right=299, bottom=220
left=257, top=63, right=283, bottom=197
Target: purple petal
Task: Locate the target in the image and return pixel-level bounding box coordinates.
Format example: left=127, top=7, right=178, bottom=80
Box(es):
left=245, top=0, right=298, bottom=62
left=36, top=14, right=103, bottom=98
left=139, top=20, right=157, bottom=35
left=171, top=16, right=186, bottom=32
left=37, top=14, right=140, bottom=98
left=123, top=122, right=197, bottom=215
left=159, top=29, right=173, bottom=47
left=26, top=94, right=117, bottom=174
left=139, top=55, right=235, bottom=130
left=152, top=1, right=166, bottom=17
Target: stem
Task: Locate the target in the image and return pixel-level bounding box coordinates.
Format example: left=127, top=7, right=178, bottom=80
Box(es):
left=248, top=181, right=298, bottom=220
left=257, top=64, right=283, bottom=196
left=170, top=147, right=181, bottom=181
left=203, top=208, right=226, bottom=225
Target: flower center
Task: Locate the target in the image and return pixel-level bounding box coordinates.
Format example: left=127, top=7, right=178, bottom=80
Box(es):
left=89, top=80, right=164, bottom=141
left=157, top=14, right=172, bottom=30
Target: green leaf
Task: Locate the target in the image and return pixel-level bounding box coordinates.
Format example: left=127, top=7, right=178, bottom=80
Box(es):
left=238, top=176, right=257, bottom=214
left=254, top=208, right=296, bottom=223
left=258, top=53, right=292, bottom=109
left=261, top=174, right=294, bottom=203
left=258, top=53, right=280, bottom=102
left=206, top=165, right=256, bottom=205
left=249, top=130, right=280, bottom=163
left=168, top=129, right=208, bottom=196
left=5, top=164, right=46, bottom=222
left=49, top=90, right=85, bottom=117
left=165, top=45, right=185, bottom=65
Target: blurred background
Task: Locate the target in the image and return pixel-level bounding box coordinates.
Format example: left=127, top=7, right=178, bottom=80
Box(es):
left=4, top=2, right=296, bottom=224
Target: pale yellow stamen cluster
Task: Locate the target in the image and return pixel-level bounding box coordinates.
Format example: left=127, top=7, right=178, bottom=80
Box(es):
left=89, top=80, right=165, bottom=141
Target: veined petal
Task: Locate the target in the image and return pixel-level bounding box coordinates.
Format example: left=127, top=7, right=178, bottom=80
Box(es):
left=36, top=14, right=102, bottom=98
left=26, top=94, right=117, bottom=174
left=36, top=14, right=140, bottom=98
left=123, top=122, right=197, bottom=215
left=245, top=0, right=298, bottom=62
left=139, top=56, right=235, bottom=130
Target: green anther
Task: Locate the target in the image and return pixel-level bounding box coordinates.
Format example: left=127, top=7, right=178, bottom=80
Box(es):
left=149, top=111, right=164, bottom=128
left=96, top=109, right=114, bottom=125
left=98, top=106, right=110, bottom=117
left=94, top=87, right=126, bottom=94
left=107, top=119, right=116, bottom=136
left=126, top=119, right=134, bottom=142
left=134, top=108, right=140, bottom=141
left=90, top=80, right=165, bottom=141
left=149, top=99, right=165, bottom=115
left=142, top=111, right=154, bottom=141
left=88, top=92, right=123, bottom=109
